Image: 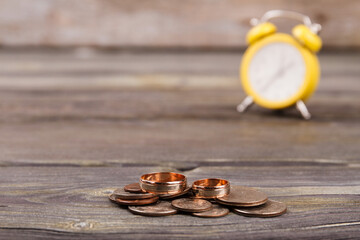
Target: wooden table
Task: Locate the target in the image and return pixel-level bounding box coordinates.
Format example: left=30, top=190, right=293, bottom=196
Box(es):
left=0, top=50, right=359, bottom=239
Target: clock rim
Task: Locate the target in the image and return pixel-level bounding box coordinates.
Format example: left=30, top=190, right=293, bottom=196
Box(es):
left=240, top=33, right=320, bottom=109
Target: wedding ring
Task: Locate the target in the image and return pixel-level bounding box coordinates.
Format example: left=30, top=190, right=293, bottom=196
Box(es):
left=140, top=172, right=187, bottom=195
left=192, top=178, right=230, bottom=199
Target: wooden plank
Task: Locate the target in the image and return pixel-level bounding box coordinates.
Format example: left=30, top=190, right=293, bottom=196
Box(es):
left=0, top=101, right=359, bottom=164
left=0, top=51, right=359, bottom=90
left=0, top=0, right=359, bottom=48
left=0, top=50, right=359, bottom=239
left=0, top=51, right=359, bottom=164
left=0, top=164, right=360, bottom=239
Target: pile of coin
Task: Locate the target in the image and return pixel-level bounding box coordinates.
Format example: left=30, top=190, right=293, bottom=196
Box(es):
left=109, top=172, right=286, bottom=218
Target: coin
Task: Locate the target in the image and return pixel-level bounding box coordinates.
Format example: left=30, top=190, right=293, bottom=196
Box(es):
left=233, top=200, right=287, bottom=217
left=192, top=204, right=229, bottom=218
left=113, top=188, right=155, bottom=200
left=159, top=187, right=192, bottom=199
left=216, top=185, right=268, bottom=207
left=108, top=194, right=118, bottom=203
left=115, top=196, right=159, bottom=206
left=124, top=183, right=144, bottom=193
left=128, top=201, right=178, bottom=217
left=171, top=198, right=212, bottom=213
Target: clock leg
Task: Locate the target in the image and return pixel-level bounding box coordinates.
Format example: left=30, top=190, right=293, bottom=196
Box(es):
left=296, top=100, right=311, bottom=120
left=237, top=96, right=254, bottom=113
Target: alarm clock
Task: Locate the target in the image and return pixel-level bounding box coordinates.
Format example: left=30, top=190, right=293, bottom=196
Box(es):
left=237, top=10, right=322, bottom=119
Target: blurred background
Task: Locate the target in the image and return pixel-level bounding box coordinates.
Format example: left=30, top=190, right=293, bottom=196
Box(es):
left=0, top=0, right=359, bottom=49
left=0, top=0, right=359, bottom=162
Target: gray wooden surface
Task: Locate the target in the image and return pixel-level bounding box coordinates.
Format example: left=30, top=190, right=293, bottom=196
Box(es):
left=1, top=0, right=360, bottom=48
left=0, top=50, right=360, bottom=239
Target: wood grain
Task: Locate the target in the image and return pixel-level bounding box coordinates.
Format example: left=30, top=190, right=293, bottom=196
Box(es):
left=0, top=0, right=359, bottom=48
left=0, top=50, right=359, bottom=239
left=0, top=165, right=360, bottom=239
left=0, top=51, right=359, bottom=164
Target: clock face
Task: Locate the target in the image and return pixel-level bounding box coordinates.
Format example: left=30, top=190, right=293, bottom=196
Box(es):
left=248, top=42, right=306, bottom=102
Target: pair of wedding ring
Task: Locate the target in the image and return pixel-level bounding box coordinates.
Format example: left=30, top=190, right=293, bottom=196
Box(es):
left=140, top=172, right=230, bottom=198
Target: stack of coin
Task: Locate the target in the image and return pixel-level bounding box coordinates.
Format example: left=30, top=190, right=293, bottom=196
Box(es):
left=109, top=183, right=159, bottom=206
left=108, top=172, right=287, bottom=218
left=215, top=185, right=287, bottom=217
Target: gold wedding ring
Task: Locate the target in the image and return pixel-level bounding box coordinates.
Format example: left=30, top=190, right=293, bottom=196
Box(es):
left=140, top=172, right=187, bottom=195
left=192, top=178, right=230, bottom=199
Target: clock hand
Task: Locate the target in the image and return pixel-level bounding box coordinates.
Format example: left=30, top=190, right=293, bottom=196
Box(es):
left=259, top=61, right=294, bottom=93
left=258, top=58, right=286, bottom=90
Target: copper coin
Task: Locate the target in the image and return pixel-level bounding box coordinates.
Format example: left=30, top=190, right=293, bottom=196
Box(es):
left=233, top=200, right=287, bottom=217
left=216, top=185, right=268, bottom=207
left=124, top=183, right=144, bottom=193
left=171, top=198, right=212, bottom=213
left=113, top=188, right=155, bottom=200
left=128, top=201, right=178, bottom=217
left=108, top=194, right=118, bottom=203
left=192, top=204, right=229, bottom=218
left=160, top=187, right=192, bottom=199
left=115, top=196, right=159, bottom=206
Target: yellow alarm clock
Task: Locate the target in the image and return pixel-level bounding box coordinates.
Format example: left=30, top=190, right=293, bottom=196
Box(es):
left=237, top=10, right=322, bottom=119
